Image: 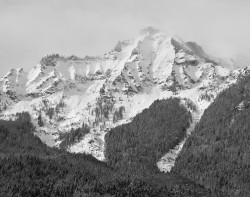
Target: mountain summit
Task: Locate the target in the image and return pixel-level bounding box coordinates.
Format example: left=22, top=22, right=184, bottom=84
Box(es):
left=0, top=28, right=249, bottom=160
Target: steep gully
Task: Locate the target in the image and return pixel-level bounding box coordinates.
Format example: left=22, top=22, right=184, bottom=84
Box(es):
left=157, top=111, right=201, bottom=172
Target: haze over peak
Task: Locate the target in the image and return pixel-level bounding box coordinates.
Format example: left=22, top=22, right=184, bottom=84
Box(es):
left=139, top=26, right=160, bottom=35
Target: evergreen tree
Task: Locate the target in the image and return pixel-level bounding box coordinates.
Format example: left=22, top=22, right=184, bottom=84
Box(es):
left=38, top=113, right=44, bottom=127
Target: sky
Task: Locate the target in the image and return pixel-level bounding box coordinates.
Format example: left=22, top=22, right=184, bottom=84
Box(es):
left=0, top=0, right=250, bottom=77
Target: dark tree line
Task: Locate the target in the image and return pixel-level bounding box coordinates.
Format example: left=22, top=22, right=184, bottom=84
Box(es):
left=0, top=112, right=54, bottom=156
left=113, top=106, right=125, bottom=123
left=0, top=107, right=211, bottom=197
left=105, top=98, right=192, bottom=174
left=0, top=154, right=210, bottom=197
left=59, top=123, right=90, bottom=150
left=173, top=74, right=250, bottom=197
left=92, top=87, right=115, bottom=127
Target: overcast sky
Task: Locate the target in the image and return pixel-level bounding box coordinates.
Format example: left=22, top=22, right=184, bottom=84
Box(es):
left=0, top=0, right=250, bottom=77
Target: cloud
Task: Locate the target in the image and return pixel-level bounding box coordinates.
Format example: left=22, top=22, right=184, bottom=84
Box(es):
left=0, top=0, right=250, bottom=77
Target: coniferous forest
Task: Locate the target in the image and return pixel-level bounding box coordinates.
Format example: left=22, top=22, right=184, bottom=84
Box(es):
left=105, top=98, right=192, bottom=173
left=0, top=101, right=211, bottom=197
left=173, top=75, right=250, bottom=197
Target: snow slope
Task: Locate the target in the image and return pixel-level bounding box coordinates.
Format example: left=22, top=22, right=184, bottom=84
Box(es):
left=0, top=27, right=249, bottom=162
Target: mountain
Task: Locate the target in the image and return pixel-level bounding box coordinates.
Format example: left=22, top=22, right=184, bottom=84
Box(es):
left=0, top=27, right=249, bottom=161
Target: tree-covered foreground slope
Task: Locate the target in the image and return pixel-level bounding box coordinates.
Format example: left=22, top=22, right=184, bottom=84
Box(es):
left=0, top=104, right=211, bottom=196
left=105, top=98, right=192, bottom=173
left=173, top=74, right=250, bottom=197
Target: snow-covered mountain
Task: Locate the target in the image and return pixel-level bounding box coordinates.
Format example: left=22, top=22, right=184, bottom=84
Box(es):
left=0, top=27, right=249, bottom=161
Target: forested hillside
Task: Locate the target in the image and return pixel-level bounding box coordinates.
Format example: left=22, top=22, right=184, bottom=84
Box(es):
left=0, top=112, right=58, bottom=156
left=0, top=111, right=211, bottom=196
left=105, top=98, right=192, bottom=173
left=173, top=75, right=250, bottom=197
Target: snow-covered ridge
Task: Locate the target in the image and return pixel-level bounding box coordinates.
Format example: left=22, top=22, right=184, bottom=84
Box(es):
left=0, top=27, right=249, bottom=161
